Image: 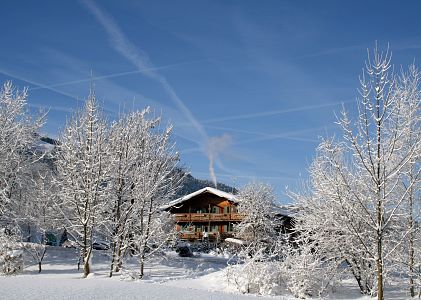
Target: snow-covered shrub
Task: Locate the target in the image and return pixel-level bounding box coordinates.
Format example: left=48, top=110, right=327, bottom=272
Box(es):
left=23, top=242, right=47, bottom=273
left=279, top=241, right=340, bottom=299
left=226, top=261, right=281, bottom=295
left=226, top=182, right=288, bottom=296
left=0, top=228, right=23, bottom=275
left=1, top=250, right=23, bottom=275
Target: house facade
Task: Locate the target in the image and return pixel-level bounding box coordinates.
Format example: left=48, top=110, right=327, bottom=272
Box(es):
left=162, top=187, right=241, bottom=241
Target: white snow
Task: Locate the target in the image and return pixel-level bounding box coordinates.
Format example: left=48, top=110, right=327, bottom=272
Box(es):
left=0, top=275, right=279, bottom=300
left=224, top=238, right=246, bottom=245
left=160, top=187, right=238, bottom=210
left=0, top=247, right=408, bottom=300
left=0, top=247, right=270, bottom=300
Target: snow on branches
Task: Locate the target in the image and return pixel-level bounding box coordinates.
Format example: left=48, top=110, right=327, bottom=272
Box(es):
left=0, top=81, right=44, bottom=217
left=291, top=45, right=421, bottom=299
left=106, top=108, right=182, bottom=278
left=54, top=90, right=108, bottom=277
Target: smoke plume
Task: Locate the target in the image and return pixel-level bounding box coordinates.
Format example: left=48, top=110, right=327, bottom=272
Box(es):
left=206, top=134, right=233, bottom=188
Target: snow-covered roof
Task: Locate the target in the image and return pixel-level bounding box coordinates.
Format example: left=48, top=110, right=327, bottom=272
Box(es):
left=161, top=187, right=238, bottom=210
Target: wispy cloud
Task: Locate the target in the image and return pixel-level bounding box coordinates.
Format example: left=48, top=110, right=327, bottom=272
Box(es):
left=80, top=0, right=208, bottom=141
left=298, top=39, right=421, bottom=60
left=298, top=44, right=365, bottom=60
left=80, top=0, right=242, bottom=185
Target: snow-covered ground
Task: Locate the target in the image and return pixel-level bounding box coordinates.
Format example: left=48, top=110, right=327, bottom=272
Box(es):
left=0, top=247, right=407, bottom=300
left=0, top=247, right=268, bottom=300
left=0, top=275, right=274, bottom=300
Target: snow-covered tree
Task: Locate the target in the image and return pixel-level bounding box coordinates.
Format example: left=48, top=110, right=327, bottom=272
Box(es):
left=0, top=81, right=44, bottom=218
left=0, top=81, right=46, bottom=274
left=54, top=90, right=108, bottom=277
left=226, top=182, right=281, bottom=295
left=127, top=120, right=182, bottom=279
left=390, top=64, right=421, bottom=297
left=336, top=47, right=421, bottom=299
left=24, top=162, right=58, bottom=273
left=106, top=108, right=162, bottom=277
left=235, top=182, right=278, bottom=257
left=291, top=46, right=421, bottom=300
left=290, top=141, right=376, bottom=295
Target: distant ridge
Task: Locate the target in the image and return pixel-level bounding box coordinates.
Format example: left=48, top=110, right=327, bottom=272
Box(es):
left=39, top=136, right=60, bottom=145
left=176, top=173, right=237, bottom=197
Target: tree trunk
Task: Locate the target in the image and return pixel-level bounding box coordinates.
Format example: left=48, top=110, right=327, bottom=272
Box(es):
left=140, top=256, right=145, bottom=279
left=83, top=247, right=92, bottom=278
left=115, top=232, right=126, bottom=273
left=82, top=223, right=91, bottom=278
left=347, top=259, right=371, bottom=295
left=408, top=178, right=415, bottom=298
left=38, top=248, right=46, bottom=274
left=376, top=238, right=383, bottom=300
left=109, top=241, right=117, bottom=277
left=139, top=199, right=154, bottom=279
left=409, top=230, right=415, bottom=297
left=375, top=84, right=383, bottom=300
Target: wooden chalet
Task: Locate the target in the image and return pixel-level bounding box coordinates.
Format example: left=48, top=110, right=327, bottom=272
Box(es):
left=162, top=187, right=241, bottom=241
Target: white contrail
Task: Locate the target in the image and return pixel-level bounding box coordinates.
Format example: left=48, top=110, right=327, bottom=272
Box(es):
left=29, top=60, right=206, bottom=91
left=0, top=69, right=81, bottom=102
left=236, top=125, right=332, bottom=146
left=177, top=99, right=354, bottom=126
left=204, top=124, right=326, bottom=143
left=28, top=103, right=75, bottom=113
left=192, top=171, right=298, bottom=181
left=80, top=0, right=208, bottom=141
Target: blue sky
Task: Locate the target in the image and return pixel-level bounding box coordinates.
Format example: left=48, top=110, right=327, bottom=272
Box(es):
left=1, top=1, right=421, bottom=203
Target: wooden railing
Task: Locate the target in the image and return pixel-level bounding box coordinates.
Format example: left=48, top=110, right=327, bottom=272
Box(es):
left=174, top=213, right=243, bottom=222
left=178, top=231, right=235, bottom=240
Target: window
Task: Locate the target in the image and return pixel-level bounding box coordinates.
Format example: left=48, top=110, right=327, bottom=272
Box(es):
left=226, top=223, right=234, bottom=232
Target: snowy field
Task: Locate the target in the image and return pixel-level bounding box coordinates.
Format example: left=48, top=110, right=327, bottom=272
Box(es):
left=0, top=247, right=273, bottom=300
left=0, top=247, right=407, bottom=300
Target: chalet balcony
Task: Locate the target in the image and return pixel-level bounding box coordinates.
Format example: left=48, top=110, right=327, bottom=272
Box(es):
left=174, top=213, right=243, bottom=222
